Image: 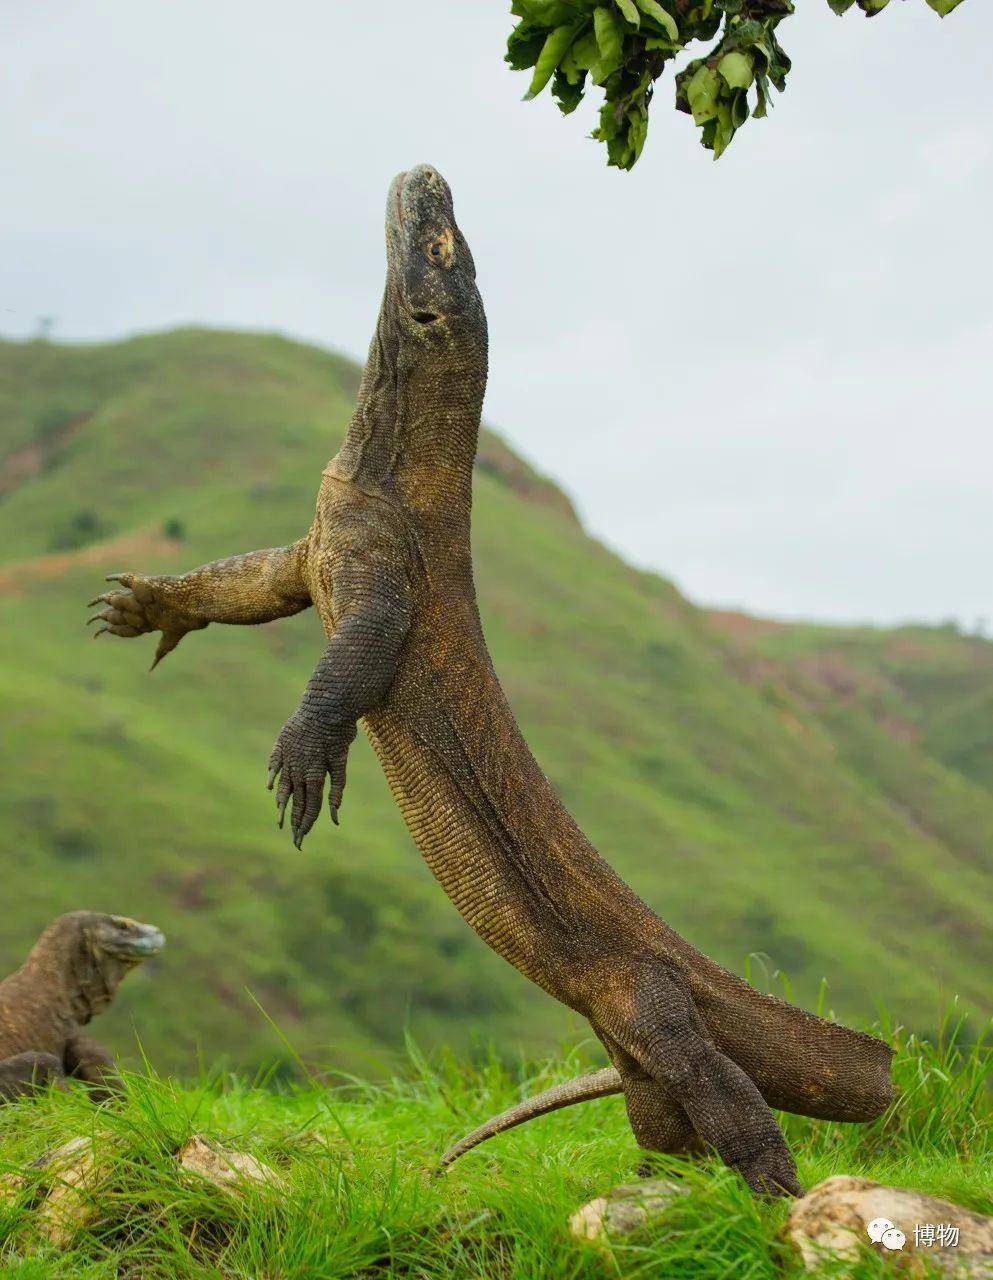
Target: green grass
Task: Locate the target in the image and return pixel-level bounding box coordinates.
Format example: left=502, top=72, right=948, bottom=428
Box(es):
left=0, top=1017, right=989, bottom=1279
left=1, top=328, right=992, bottom=1075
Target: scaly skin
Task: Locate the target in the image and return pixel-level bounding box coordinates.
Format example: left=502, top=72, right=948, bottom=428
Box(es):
left=0, top=913, right=165, bottom=1101
left=89, top=165, right=893, bottom=1197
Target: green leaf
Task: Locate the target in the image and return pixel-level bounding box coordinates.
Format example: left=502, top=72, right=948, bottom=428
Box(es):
left=825, top=0, right=856, bottom=12
left=722, top=18, right=763, bottom=49
left=926, top=0, right=966, bottom=13
left=729, top=85, right=750, bottom=127
left=552, top=67, right=587, bottom=113
left=624, top=106, right=650, bottom=167
left=614, top=0, right=641, bottom=25
left=753, top=70, right=769, bottom=118
left=505, top=21, right=547, bottom=72
left=685, top=64, right=721, bottom=124
left=591, top=6, right=625, bottom=82
left=512, top=0, right=582, bottom=24
left=525, top=23, right=583, bottom=99
left=634, top=0, right=679, bottom=41
left=718, top=50, right=753, bottom=89
left=710, top=100, right=735, bottom=159
left=563, top=27, right=600, bottom=71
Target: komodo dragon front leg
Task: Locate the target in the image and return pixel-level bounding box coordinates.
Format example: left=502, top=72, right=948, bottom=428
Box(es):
left=266, top=520, right=412, bottom=848
left=0, top=1052, right=67, bottom=1101
left=87, top=539, right=312, bottom=668
left=64, top=1032, right=123, bottom=1103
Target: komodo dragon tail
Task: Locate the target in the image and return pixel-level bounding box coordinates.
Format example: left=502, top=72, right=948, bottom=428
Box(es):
left=437, top=1067, right=622, bottom=1171
left=438, top=974, right=895, bottom=1171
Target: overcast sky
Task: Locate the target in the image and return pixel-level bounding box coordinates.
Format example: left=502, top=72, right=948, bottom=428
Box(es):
left=4, top=1, right=991, bottom=625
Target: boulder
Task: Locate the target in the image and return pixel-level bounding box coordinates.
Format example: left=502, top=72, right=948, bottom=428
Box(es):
left=787, top=1176, right=993, bottom=1277
left=33, top=1136, right=106, bottom=1247
left=176, top=1134, right=280, bottom=1192
left=569, top=1178, right=690, bottom=1244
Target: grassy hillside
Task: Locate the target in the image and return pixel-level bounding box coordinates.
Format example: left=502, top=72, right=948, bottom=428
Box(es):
left=0, top=1024, right=989, bottom=1278
left=0, top=328, right=991, bottom=1076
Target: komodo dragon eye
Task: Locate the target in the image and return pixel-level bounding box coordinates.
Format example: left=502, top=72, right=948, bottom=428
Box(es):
left=426, top=229, right=454, bottom=267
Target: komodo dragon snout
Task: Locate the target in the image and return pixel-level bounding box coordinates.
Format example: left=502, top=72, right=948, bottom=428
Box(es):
left=88, top=914, right=166, bottom=962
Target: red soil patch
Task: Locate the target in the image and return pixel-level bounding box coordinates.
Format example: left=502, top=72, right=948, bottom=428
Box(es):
left=0, top=442, right=46, bottom=499
left=0, top=529, right=179, bottom=595
left=707, top=609, right=788, bottom=641
left=0, top=412, right=93, bottom=499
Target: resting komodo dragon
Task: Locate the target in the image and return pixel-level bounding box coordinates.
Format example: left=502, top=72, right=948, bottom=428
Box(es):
left=88, top=164, right=892, bottom=1196
left=0, top=912, right=164, bottom=1101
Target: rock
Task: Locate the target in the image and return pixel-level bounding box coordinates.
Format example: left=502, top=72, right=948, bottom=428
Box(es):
left=176, top=1135, right=280, bottom=1192
left=34, top=1137, right=106, bottom=1247
left=569, top=1178, right=690, bottom=1244
left=0, top=1171, right=25, bottom=1204
left=283, top=1128, right=351, bottom=1159
left=787, top=1176, right=993, bottom=1277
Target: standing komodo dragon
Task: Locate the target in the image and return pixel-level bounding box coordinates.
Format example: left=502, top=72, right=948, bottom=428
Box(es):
left=88, top=164, right=892, bottom=1196
left=0, top=912, right=164, bottom=1101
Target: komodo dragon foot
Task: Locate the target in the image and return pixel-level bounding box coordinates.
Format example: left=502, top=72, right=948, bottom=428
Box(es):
left=88, top=572, right=207, bottom=669
left=0, top=1052, right=68, bottom=1101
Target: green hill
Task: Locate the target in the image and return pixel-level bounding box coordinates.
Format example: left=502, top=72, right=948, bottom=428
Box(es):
left=0, top=328, right=990, bottom=1075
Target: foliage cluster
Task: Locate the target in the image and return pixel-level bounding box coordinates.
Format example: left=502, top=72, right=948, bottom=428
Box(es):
left=506, top=0, right=967, bottom=167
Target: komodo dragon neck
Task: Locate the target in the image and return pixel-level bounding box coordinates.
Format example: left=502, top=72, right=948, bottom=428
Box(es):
left=20, top=925, right=122, bottom=1026
left=333, top=281, right=487, bottom=517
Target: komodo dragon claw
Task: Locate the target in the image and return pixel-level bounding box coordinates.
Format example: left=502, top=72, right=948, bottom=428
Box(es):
left=85, top=573, right=204, bottom=670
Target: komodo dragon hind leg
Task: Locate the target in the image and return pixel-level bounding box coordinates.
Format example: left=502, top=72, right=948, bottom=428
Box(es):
left=597, top=963, right=803, bottom=1198
left=0, top=1051, right=67, bottom=1101
left=597, top=1034, right=709, bottom=1165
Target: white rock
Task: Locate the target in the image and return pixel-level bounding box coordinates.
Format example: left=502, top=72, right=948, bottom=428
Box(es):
left=176, top=1134, right=280, bottom=1192
left=787, top=1176, right=993, bottom=1277
left=34, top=1136, right=105, bottom=1248
left=569, top=1178, right=690, bottom=1243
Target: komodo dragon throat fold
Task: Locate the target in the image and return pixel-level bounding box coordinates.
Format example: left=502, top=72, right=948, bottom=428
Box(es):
left=89, top=163, right=893, bottom=1197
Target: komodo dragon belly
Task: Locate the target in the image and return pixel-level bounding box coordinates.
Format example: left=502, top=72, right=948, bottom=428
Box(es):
left=362, top=700, right=585, bottom=1000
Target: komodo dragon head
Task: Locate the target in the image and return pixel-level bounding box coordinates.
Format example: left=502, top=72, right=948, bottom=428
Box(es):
left=384, top=163, right=486, bottom=350
left=23, top=912, right=165, bottom=1024
left=334, top=163, right=488, bottom=489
